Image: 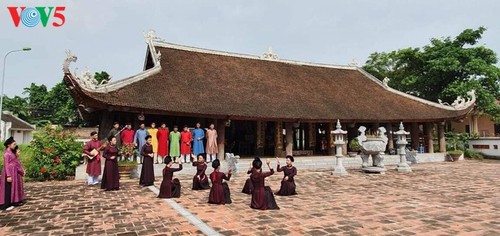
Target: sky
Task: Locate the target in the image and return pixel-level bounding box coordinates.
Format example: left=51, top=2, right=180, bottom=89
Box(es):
left=0, top=0, right=499, bottom=97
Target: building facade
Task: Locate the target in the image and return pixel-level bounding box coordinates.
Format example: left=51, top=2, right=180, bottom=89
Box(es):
left=1, top=111, right=36, bottom=144
left=62, top=31, right=476, bottom=158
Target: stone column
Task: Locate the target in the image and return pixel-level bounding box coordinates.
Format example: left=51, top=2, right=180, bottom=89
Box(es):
left=308, top=123, right=316, bottom=150
left=332, top=120, right=348, bottom=176
left=411, top=123, right=420, bottom=150
left=285, top=122, right=293, bottom=156
left=275, top=121, right=283, bottom=157
left=256, top=121, right=265, bottom=156
left=395, top=122, right=411, bottom=172
left=438, top=122, right=446, bottom=153
left=217, top=119, right=226, bottom=160
left=424, top=123, right=434, bottom=153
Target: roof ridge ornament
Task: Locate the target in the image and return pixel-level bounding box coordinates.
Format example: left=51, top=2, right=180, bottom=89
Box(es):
left=438, top=90, right=476, bottom=110
left=261, top=47, right=279, bottom=60
left=144, top=29, right=166, bottom=43
left=382, top=77, right=390, bottom=87
left=348, top=58, right=359, bottom=67
left=63, top=49, right=77, bottom=74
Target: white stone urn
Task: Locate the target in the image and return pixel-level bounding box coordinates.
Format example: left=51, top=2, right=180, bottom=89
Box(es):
left=357, top=126, right=388, bottom=173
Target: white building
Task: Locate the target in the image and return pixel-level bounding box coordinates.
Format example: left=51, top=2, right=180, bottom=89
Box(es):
left=0, top=111, right=35, bottom=144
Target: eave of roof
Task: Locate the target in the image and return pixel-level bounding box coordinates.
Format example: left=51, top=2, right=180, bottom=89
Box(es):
left=62, top=31, right=476, bottom=123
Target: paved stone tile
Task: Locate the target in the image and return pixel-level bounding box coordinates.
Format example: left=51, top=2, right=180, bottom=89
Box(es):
left=1, top=160, right=499, bottom=235
left=0, top=180, right=199, bottom=236
left=165, top=160, right=500, bottom=235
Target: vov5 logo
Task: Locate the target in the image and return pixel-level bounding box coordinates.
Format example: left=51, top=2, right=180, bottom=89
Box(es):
left=7, top=7, right=66, bottom=27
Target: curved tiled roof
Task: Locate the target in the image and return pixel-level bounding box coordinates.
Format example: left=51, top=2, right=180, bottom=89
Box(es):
left=64, top=41, right=474, bottom=123
left=2, top=111, right=35, bottom=130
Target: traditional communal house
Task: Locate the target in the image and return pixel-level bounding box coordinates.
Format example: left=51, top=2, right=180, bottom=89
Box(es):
left=62, top=31, right=475, bottom=158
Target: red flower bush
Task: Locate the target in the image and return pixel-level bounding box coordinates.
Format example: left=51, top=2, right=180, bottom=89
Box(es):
left=27, top=125, right=82, bottom=181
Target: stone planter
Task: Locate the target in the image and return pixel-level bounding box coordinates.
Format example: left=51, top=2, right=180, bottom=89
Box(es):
left=448, top=153, right=463, bottom=162
left=118, top=165, right=137, bottom=179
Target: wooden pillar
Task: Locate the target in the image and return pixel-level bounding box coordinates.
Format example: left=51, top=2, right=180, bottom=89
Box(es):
left=372, top=122, right=380, bottom=133
left=342, top=134, right=348, bottom=156
left=275, top=121, right=283, bottom=157
left=327, top=122, right=335, bottom=155
left=425, top=123, right=434, bottom=153
left=387, top=123, right=394, bottom=152
left=285, top=122, right=293, bottom=156
left=411, top=123, right=420, bottom=150
left=217, top=119, right=225, bottom=160
left=98, top=110, right=113, bottom=140
left=255, top=121, right=265, bottom=156
left=438, top=122, right=446, bottom=153
left=308, top=123, right=316, bottom=150
left=472, top=115, right=479, bottom=134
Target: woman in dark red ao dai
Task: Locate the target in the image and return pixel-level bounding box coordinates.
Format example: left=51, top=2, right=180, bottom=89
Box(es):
left=276, top=155, right=297, bottom=196
left=250, top=157, right=279, bottom=210
left=192, top=154, right=210, bottom=190
left=242, top=160, right=255, bottom=194
left=139, top=135, right=155, bottom=186
left=208, top=159, right=232, bottom=204
left=101, top=136, right=120, bottom=191
left=158, top=156, right=182, bottom=198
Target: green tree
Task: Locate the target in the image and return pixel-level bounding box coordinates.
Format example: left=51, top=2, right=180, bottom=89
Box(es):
left=2, top=95, right=29, bottom=121
left=363, top=27, right=500, bottom=122
left=22, top=83, right=51, bottom=124
left=94, top=71, right=111, bottom=84
left=45, top=82, right=85, bottom=126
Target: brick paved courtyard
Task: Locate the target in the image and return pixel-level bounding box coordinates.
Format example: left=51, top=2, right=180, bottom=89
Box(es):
left=1, top=160, right=499, bottom=235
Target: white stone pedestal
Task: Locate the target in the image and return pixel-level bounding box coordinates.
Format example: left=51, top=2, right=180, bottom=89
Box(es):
left=396, top=155, right=412, bottom=173
left=332, top=156, right=348, bottom=176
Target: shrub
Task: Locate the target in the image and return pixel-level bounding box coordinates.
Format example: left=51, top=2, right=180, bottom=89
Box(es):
left=464, top=148, right=484, bottom=160
left=349, top=139, right=361, bottom=152
left=28, top=125, right=83, bottom=181
left=447, top=150, right=464, bottom=155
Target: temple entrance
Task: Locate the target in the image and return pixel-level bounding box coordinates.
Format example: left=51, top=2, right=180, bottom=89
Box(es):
left=293, top=123, right=307, bottom=151
left=264, top=122, right=276, bottom=157
left=226, top=120, right=256, bottom=157
left=316, top=123, right=328, bottom=154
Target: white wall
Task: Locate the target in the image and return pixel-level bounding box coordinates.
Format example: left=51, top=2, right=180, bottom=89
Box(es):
left=11, top=130, right=24, bottom=144
left=469, top=138, right=500, bottom=157
left=9, top=129, right=33, bottom=144
left=0, top=120, right=12, bottom=141
left=23, top=131, right=33, bottom=144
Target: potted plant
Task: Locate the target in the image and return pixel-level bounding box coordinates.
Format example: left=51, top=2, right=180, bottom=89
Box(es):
left=348, top=138, right=360, bottom=157
left=445, top=132, right=467, bottom=162
left=118, top=143, right=138, bottom=178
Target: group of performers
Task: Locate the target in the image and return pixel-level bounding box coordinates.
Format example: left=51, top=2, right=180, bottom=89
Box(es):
left=156, top=155, right=297, bottom=210
left=106, top=121, right=219, bottom=164
left=84, top=126, right=298, bottom=209
left=0, top=137, right=25, bottom=211
left=82, top=119, right=298, bottom=209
